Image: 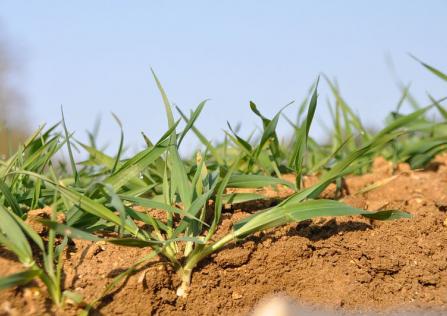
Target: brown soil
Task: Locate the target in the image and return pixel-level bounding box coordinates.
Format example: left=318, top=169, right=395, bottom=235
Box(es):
left=1, top=156, right=447, bottom=315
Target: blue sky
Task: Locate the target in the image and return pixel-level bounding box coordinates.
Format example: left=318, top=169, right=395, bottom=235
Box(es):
left=1, top=1, right=446, bottom=154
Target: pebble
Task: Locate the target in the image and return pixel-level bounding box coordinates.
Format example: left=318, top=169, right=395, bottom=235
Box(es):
left=232, top=291, right=243, bottom=300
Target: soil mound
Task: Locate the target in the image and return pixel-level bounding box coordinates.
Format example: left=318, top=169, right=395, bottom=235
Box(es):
left=1, top=156, right=447, bottom=315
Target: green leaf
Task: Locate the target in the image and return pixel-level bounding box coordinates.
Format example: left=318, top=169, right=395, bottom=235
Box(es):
left=411, top=55, right=447, bottom=82
left=206, top=163, right=238, bottom=241
left=78, top=142, right=116, bottom=168
left=221, top=192, right=265, bottom=204
left=253, top=109, right=281, bottom=159
left=0, top=181, right=23, bottom=217
left=120, top=195, right=203, bottom=222
left=110, top=112, right=125, bottom=173
left=151, top=69, right=176, bottom=131
left=169, top=148, right=193, bottom=209
left=105, top=137, right=170, bottom=191
left=177, top=100, right=208, bottom=146
left=13, top=171, right=141, bottom=237
left=107, top=236, right=204, bottom=248
left=39, top=220, right=101, bottom=241
left=290, top=77, right=319, bottom=188
left=0, top=269, right=41, bottom=290
left=226, top=123, right=253, bottom=153
left=0, top=205, right=34, bottom=265
left=177, top=107, right=224, bottom=165
left=61, top=107, right=79, bottom=185
left=428, top=94, right=447, bottom=120
left=104, top=184, right=128, bottom=236
left=63, top=290, right=84, bottom=304
left=233, top=199, right=411, bottom=238
left=228, top=174, right=295, bottom=190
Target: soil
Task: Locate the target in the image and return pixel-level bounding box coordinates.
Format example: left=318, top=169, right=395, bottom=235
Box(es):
left=1, top=155, right=447, bottom=315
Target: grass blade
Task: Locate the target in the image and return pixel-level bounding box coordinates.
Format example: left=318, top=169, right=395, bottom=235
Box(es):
left=61, top=107, right=79, bottom=185
left=0, top=269, right=41, bottom=290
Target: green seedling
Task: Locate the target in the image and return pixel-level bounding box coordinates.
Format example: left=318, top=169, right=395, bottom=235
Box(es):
left=0, top=192, right=80, bottom=306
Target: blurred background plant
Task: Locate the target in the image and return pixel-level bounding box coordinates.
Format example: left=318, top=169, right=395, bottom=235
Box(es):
left=0, top=25, right=28, bottom=156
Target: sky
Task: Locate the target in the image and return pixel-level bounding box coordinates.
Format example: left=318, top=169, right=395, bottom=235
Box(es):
left=0, top=1, right=446, bottom=155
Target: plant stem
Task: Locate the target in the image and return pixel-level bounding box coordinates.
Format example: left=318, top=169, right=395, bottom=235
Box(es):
left=177, top=232, right=235, bottom=296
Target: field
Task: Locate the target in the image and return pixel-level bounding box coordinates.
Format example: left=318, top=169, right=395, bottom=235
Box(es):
left=0, top=60, right=447, bottom=315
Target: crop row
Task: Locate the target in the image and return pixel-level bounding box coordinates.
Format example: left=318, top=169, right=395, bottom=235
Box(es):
left=0, top=58, right=446, bottom=313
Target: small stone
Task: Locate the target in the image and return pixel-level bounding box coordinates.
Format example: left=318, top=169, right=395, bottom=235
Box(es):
left=232, top=291, right=243, bottom=300
left=397, top=163, right=411, bottom=172
left=176, top=286, right=189, bottom=298
left=137, top=271, right=147, bottom=284
left=65, top=298, right=76, bottom=306
left=32, top=289, right=41, bottom=298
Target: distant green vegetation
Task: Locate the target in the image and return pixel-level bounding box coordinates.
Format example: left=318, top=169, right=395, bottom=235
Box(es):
left=0, top=58, right=446, bottom=312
